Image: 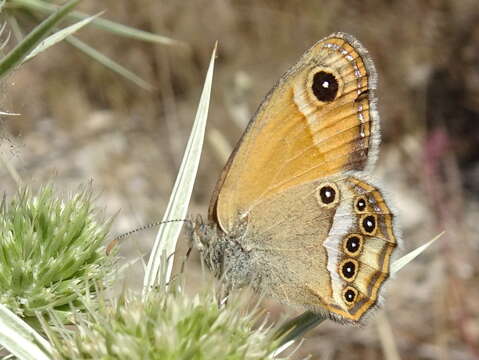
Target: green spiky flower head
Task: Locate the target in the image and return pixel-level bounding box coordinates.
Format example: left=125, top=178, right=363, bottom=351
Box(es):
left=50, top=285, right=282, bottom=360
left=0, top=184, right=114, bottom=325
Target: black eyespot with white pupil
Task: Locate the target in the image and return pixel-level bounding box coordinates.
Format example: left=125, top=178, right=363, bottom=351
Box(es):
left=344, top=287, right=357, bottom=304
left=356, top=197, right=367, bottom=212
left=362, top=215, right=376, bottom=234
left=342, top=261, right=356, bottom=279
left=319, top=186, right=336, bottom=204
left=346, top=236, right=361, bottom=254
left=312, top=71, right=339, bottom=102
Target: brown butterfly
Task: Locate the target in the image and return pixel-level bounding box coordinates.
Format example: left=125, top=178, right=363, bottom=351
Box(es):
left=190, top=32, right=400, bottom=324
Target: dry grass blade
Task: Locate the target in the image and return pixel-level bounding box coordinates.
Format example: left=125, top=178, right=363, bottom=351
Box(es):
left=376, top=311, right=401, bottom=360
left=0, top=21, right=11, bottom=50
left=66, top=35, right=153, bottom=90
left=11, top=0, right=186, bottom=47
left=22, top=12, right=101, bottom=63
left=0, top=111, right=20, bottom=115
left=0, top=153, right=22, bottom=185
left=391, top=232, right=443, bottom=274
left=142, top=42, right=217, bottom=298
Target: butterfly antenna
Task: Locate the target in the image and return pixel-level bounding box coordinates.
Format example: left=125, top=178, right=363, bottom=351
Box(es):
left=106, top=219, right=191, bottom=255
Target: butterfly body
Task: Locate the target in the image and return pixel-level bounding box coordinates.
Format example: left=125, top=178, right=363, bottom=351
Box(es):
left=191, top=33, right=400, bottom=324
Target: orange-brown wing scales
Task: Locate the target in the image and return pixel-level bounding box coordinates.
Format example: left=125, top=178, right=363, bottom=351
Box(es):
left=319, top=175, right=398, bottom=322
left=214, top=34, right=379, bottom=232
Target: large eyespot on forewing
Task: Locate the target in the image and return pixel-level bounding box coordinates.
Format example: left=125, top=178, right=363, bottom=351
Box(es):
left=306, top=67, right=343, bottom=104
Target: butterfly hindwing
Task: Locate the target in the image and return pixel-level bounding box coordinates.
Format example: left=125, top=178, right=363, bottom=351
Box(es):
left=321, top=174, right=398, bottom=321
left=236, top=172, right=399, bottom=323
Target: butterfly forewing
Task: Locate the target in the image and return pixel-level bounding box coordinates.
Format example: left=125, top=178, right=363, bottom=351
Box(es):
left=210, top=33, right=380, bottom=233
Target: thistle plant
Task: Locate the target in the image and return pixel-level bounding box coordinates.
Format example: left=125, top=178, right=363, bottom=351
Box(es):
left=0, top=185, right=113, bottom=325
left=46, top=283, right=281, bottom=360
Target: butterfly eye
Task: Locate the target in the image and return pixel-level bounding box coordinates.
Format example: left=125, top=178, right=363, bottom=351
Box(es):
left=316, top=183, right=339, bottom=208
left=355, top=196, right=367, bottom=212
left=339, top=258, right=359, bottom=281
left=312, top=71, right=339, bottom=102
left=360, top=214, right=377, bottom=235
left=343, top=286, right=358, bottom=306
left=343, top=234, right=363, bottom=256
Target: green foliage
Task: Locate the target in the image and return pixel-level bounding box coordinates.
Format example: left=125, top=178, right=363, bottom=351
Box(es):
left=50, top=287, right=281, bottom=360
left=0, top=0, right=81, bottom=79
left=1, top=0, right=186, bottom=88
left=0, top=185, right=113, bottom=323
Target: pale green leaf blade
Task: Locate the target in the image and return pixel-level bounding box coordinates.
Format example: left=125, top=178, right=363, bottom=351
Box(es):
left=143, top=43, right=217, bottom=298
left=0, top=0, right=80, bottom=79
left=66, top=35, right=153, bottom=90
left=22, top=12, right=101, bottom=63
left=0, top=304, right=52, bottom=360
left=391, top=231, right=443, bottom=274
left=11, top=0, right=186, bottom=47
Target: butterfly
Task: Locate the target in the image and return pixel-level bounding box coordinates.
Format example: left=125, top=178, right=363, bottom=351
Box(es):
left=190, top=32, right=400, bottom=324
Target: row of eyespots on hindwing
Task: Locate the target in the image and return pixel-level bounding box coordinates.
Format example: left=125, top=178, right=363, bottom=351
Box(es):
left=339, top=193, right=380, bottom=308
left=315, top=182, right=365, bottom=308
left=354, top=195, right=378, bottom=236
left=339, top=233, right=363, bottom=307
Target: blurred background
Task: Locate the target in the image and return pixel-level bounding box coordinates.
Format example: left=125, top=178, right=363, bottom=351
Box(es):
left=1, top=0, right=478, bottom=359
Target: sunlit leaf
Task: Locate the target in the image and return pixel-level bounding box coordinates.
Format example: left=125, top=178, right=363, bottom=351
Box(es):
left=0, top=304, right=52, bottom=360
left=22, top=12, right=100, bottom=63
left=143, top=43, right=217, bottom=298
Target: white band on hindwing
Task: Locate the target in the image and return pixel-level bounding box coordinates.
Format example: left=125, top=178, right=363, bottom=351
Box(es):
left=322, top=183, right=353, bottom=310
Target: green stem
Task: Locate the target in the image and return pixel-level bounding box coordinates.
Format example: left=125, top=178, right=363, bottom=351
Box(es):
left=274, top=311, right=326, bottom=345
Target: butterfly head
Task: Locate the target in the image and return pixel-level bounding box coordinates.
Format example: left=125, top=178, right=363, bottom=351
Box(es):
left=187, top=215, right=211, bottom=252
